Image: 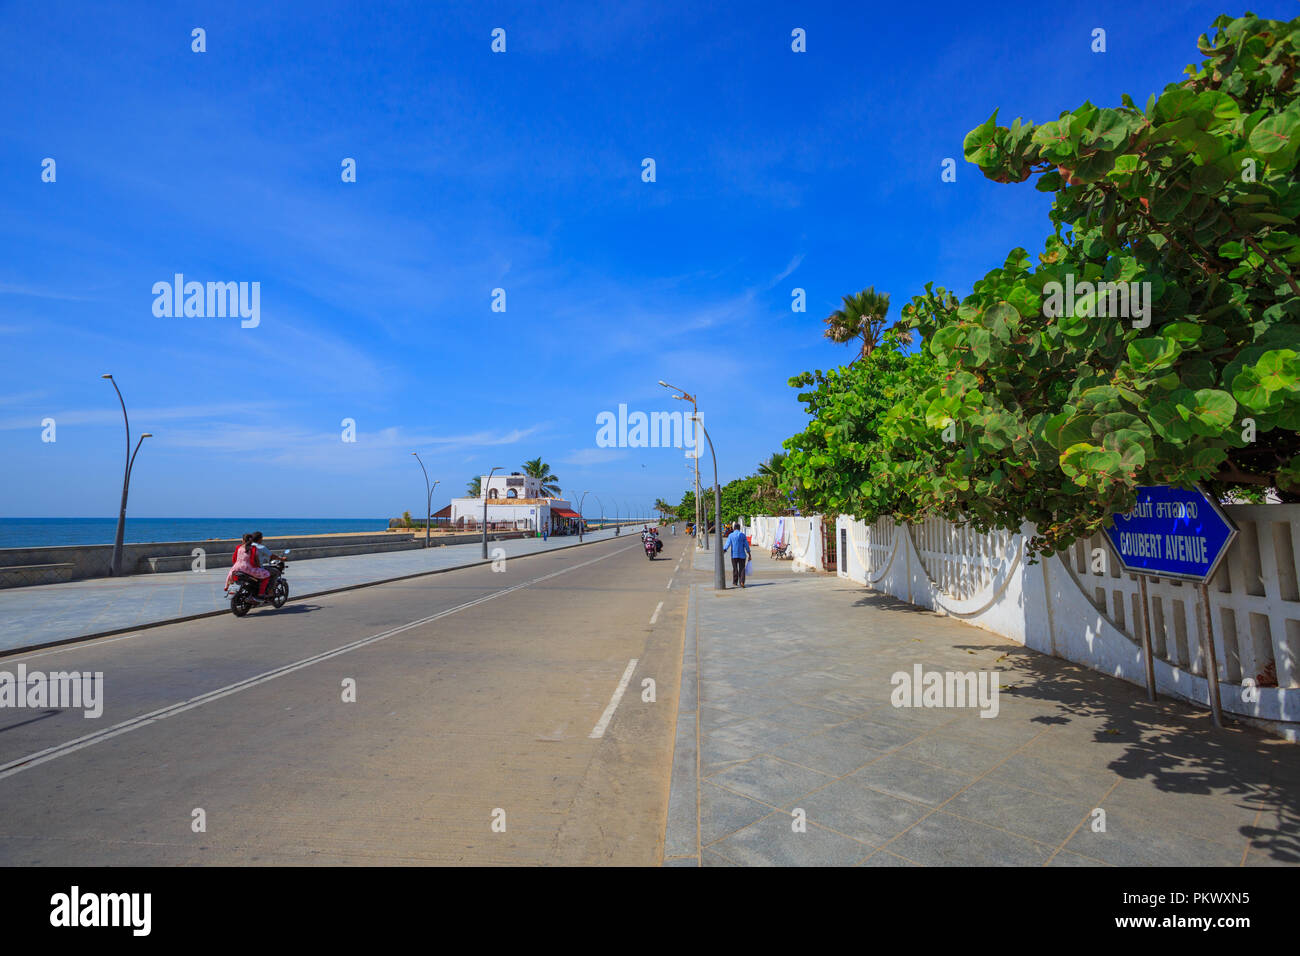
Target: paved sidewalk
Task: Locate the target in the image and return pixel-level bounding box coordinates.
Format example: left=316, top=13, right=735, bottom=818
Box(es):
left=0, top=528, right=632, bottom=653
left=665, top=549, right=1300, bottom=866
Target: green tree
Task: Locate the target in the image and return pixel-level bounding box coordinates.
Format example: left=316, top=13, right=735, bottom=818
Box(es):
left=755, top=452, right=787, bottom=497
left=521, top=457, right=561, bottom=497
left=893, top=12, right=1300, bottom=553
left=782, top=327, right=944, bottom=521
left=466, top=476, right=481, bottom=497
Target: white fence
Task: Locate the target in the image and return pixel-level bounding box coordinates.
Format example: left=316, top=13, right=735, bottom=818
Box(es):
left=748, top=508, right=1300, bottom=739
left=749, top=515, right=823, bottom=571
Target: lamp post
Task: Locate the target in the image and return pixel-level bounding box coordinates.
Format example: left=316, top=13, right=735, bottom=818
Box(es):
left=661, top=381, right=704, bottom=547
left=411, top=453, right=438, bottom=548
left=659, top=381, right=725, bottom=590
left=614, top=500, right=620, bottom=535
left=102, top=375, right=151, bottom=577
left=589, top=494, right=605, bottom=535
left=578, top=490, right=589, bottom=543
left=482, top=465, right=502, bottom=558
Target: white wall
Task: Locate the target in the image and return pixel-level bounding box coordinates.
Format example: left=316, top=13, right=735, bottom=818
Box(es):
left=749, top=515, right=824, bottom=572
left=748, top=509, right=1300, bottom=740
left=450, top=497, right=554, bottom=528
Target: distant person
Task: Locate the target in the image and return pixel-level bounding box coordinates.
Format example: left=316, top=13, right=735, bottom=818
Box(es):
left=723, top=520, right=751, bottom=588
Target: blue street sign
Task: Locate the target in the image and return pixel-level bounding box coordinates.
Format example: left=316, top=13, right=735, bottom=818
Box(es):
left=1104, top=485, right=1238, bottom=582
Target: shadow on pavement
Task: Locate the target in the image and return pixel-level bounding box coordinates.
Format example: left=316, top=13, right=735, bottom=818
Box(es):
left=961, top=640, right=1300, bottom=864
left=0, top=709, right=61, bottom=734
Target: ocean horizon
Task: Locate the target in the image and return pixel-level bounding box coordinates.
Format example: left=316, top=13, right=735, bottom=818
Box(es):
left=0, top=518, right=389, bottom=550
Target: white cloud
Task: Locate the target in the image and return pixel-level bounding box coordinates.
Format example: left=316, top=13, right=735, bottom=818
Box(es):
left=560, top=447, right=630, bottom=466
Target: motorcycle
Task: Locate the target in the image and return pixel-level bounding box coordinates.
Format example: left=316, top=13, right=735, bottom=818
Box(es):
left=643, top=535, right=657, bottom=560
left=229, top=550, right=291, bottom=617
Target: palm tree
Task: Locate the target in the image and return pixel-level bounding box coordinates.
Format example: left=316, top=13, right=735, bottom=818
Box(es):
left=756, top=453, right=786, bottom=498
left=466, top=476, right=481, bottom=497
left=653, top=497, right=675, bottom=520
left=521, top=457, right=561, bottom=497
left=823, top=286, right=910, bottom=361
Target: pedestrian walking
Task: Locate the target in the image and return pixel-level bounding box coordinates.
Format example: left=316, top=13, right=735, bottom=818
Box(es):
left=723, top=519, right=751, bottom=588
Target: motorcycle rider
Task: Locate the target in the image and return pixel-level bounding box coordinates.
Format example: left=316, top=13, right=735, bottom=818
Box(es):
left=229, top=533, right=271, bottom=597
left=250, top=531, right=284, bottom=598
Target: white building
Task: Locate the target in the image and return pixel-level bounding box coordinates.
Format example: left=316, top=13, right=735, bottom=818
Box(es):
left=448, top=473, right=584, bottom=535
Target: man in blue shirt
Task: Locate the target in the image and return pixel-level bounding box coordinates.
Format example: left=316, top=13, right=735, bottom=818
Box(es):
left=723, top=520, right=751, bottom=588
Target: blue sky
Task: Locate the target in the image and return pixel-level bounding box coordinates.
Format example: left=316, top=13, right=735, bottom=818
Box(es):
left=1, top=0, right=1291, bottom=519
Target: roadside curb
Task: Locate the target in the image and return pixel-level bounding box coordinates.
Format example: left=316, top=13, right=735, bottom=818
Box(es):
left=662, top=575, right=700, bottom=865
left=0, top=531, right=639, bottom=659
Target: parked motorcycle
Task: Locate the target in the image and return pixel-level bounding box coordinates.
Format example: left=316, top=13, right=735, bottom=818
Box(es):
left=229, top=550, right=291, bottom=616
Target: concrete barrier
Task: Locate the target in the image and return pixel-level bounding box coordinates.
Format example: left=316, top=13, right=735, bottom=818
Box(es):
left=0, top=530, right=534, bottom=588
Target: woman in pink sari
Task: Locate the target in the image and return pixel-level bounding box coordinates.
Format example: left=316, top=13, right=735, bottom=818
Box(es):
left=226, top=533, right=270, bottom=595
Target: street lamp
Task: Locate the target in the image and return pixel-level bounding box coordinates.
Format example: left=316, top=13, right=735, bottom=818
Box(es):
left=659, top=380, right=725, bottom=590
left=614, top=500, right=620, bottom=535
left=589, top=494, right=605, bottom=535
left=482, top=465, right=502, bottom=558
left=578, top=490, right=590, bottom=542
left=102, top=375, right=151, bottom=577
left=662, top=380, right=704, bottom=548
left=411, top=453, right=439, bottom=548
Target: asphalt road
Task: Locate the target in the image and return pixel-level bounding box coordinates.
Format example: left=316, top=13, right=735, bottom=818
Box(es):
left=0, top=532, right=692, bottom=865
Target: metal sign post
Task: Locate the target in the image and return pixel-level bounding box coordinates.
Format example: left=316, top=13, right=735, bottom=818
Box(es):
left=1137, top=574, right=1157, bottom=703
left=1198, top=582, right=1225, bottom=728
left=1104, top=485, right=1237, bottom=728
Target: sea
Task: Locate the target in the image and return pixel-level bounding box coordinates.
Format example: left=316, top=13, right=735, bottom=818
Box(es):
left=0, top=518, right=388, bottom=550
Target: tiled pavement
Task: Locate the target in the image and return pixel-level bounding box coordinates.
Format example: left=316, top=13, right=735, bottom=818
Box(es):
left=665, top=549, right=1300, bottom=866
left=0, top=527, right=635, bottom=653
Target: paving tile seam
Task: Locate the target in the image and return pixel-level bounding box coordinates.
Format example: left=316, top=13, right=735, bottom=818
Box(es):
left=867, top=725, right=1060, bottom=861
left=1240, top=791, right=1269, bottom=865
left=699, top=712, right=973, bottom=790
left=697, top=788, right=885, bottom=853
left=700, top=817, right=877, bottom=867
left=858, top=848, right=928, bottom=866
left=1043, top=778, right=1123, bottom=867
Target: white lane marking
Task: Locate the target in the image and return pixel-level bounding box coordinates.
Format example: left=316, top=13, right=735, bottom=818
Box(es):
left=4, top=632, right=144, bottom=663
left=589, top=658, right=638, bottom=739
left=666, top=577, right=674, bottom=589
left=0, top=543, right=636, bottom=782
left=649, top=601, right=663, bottom=625
left=0, top=531, right=633, bottom=664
